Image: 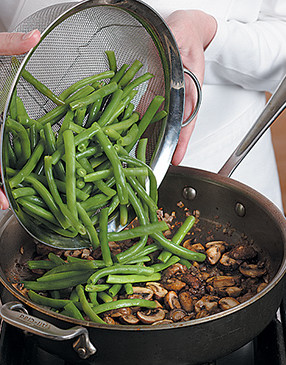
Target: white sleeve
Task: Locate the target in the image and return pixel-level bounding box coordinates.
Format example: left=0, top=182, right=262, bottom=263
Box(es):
left=204, top=0, right=286, bottom=93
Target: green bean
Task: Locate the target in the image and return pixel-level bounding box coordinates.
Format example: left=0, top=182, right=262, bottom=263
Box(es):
left=28, top=290, right=71, bottom=308
left=77, top=140, right=89, bottom=153
left=119, top=204, right=128, bottom=226
left=44, top=156, right=86, bottom=235
left=76, top=284, right=106, bottom=324
left=63, top=301, right=84, bottom=320
left=105, top=112, right=139, bottom=133
left=84, top=168, right=113, bottom=182
left=77, top=202, right=100, bottom=248
left=121, top=72, right=154, bottom=99
left=89, top=292, right=99, bottom=306
left=69, top=82, right=118, bottom=111
left=75, top=107, right=87, bottom=126
left=152, top=232, right=206, bottom=262
left=179, top=259, right=192, bottom=269
left=127, top=176, right=157, bottom=212
left=76, top=146, right=102, bottom=161
left=63, top=129, right=77, bottom=219
left=90, top=194, right=120, bottom=225
left=106, top=273, right=161, bottom=285
left=103, top=127, right=121, bottom=141
left=76, top=179, right=85, bottom=189
left=98, top=291, right=113, bottom=303
left=86, top=97, right=103, bottom=126
left=151, top=109, right=168, bottom=123
left=5, top=137, right=17, bottom=168
left=127, top=256, right=151, bottom=264
left=29, top=124, right=39, bottom=151
left=37, top=270, right=93, bottom=282
left=105, top=50, right=117, bottom=72
left=116, top=236, right=148, bottom=264
left=92, top=298, right=157, bottom=315
left=118, top=124, right=138, bottom=147
left=87, top=264, right=155, bottom=285
left=107, top=221, right=167, bottom=242
left=18, top=198, right=59, bottom=225
left=108, top=284, right=122, bottom=297
left=48, top=252, right=65, bottom=265
left=99, top=207, right=113, bottom=266
left=56, top=110, right=74, bottom=146
left=95, top=180, right=116, bottom=197
left=37, top=105, right=68, bottom=126
left=15, top=97, right=32, bottom=127
left=124, top=283, right=133, bottom=295
left=22, top=272, right=91, bottom=291
left=24, top=174, right=69, bottom=229
left=44, top=260, right=105, bottom=276
left=151, top=255, right=180, bottom=273
left=64, top=85, right=96, bottom=104
left=80, top=193, right=111, bottom=212
left=6, top=117, right=31, bottom=166
left=118, top=59, right=143, bottom=88
left=92, top=122, right=128, bottom=204
left=27, top=260, right=57, bottom=270
left=85, top=284, right=110, bottom=293
left=59, top=71, right=114, bottom=100
left=110, top=63, right=129, bottom=84
left=9, top=139, right=44, bottom=189
left=98, top=89, right=123, bottom=127
left=158, top=215, right=196, bottom=263
left=9, top=89, right=17, bottom=119
left=125, top=243, right=159, bottom=261
left=52, top=178, right=89, bottom=201
left=20, top=68, right=65, bottom=106
left=12, top=187, right=36, bottom=199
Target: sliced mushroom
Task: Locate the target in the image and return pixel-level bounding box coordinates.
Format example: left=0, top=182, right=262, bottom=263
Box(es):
left=257, top=282, right=268, bottom=293
left=218, top=253, right=239, bottom=271
left=219, top=297, right=240, bottom=310
left=163, top=278, right=186, bottom=292
left=195, top=309, right=209, bottom=319
left=225, top=286, right=242, bottom=298
left=163, top=263, right=188, bottom=279
left=128, top=287, right=153, bottom=301
left=164, top=291, right=181, bottom=310
left=194, top=295, right=219, bottom=313
left=229, top=244, right=257, bottom=260
left=178, top=291, right=194, bottom=312
left=121, top=314, right=140, bottom=325
left=239, top=262, right=267, bottom=278
left=183, top=240, right=205, bottom=254
left=110, top=307, right=132, bottom=318
left=151, top=319, right=173, bottom=326
left=146, top=282, right=168, bottom=300
left=207, top=275, right=237, bottom=290
left=103, top=316, right=117, bottom=325
left=137, top=308, right=166, bottom=324
left=168, top=308, right=187, bottom=322
left=206, top=245, right=222, bottom=265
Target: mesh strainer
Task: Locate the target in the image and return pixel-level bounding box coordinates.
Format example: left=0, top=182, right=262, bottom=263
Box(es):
left=0, top=0, right=201, bottom=249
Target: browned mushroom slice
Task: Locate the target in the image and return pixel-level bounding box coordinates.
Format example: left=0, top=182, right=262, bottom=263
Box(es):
left=209, top=275, right=237, bottom=290
left=146, top=282, right=168, bottom=300
left=229, top=244, right=257, bottom=260
left=219, top=297, right=240, bottom=310
left=257, top=282, right=268, bottom=293
left=219, top=253, right=239, bottom=271
left=168, top=308, right=188, bottom=322
left=164, top=291, right=181, bottom=310
left=163, top=263, right=188, bottom=279
left=183, top=240, right=205, bottom=253
left=206, top=246, right=222, bottom=265
left=151, top=319, right=173, bottom=326
left=225, top=286, right=242, bottom=297
left=164, top=278, right=187, bottom=292
left=137, top=308, right=166, bottom=324
left=178, top=291, right=194, bottom=312
left=194, top=295, right=219, bottom=313
left=128, top=287, right=153, bottom=301
left=239, top=262, right=267, bottom=278
left=103, top=316, right=117, bottom=325
left=205, top=241, right=226, bottom=252
left=110, top=307, right=132, bottom=318
left=121, top=314, right=140, bottom=325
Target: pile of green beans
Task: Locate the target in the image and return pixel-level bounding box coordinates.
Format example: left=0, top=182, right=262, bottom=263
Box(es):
left=7, top=51, right=207, bottom=323
left=6, top=51, right=170, bottom=248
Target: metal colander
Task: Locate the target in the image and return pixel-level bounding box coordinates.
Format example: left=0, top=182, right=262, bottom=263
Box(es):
left=0, top=0, right=200, bottom=248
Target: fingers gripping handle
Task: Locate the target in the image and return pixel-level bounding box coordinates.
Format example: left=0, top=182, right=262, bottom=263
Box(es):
left=181, top=68, right=202, bottom=127
left=0, top=302, right=97, bottom=359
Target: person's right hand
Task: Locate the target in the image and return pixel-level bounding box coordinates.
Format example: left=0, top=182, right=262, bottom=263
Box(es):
left=0, top=29, right=41, bottom=210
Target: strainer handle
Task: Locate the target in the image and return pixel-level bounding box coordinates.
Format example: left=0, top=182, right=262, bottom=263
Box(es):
left=181, top=68, right=202, bottom=127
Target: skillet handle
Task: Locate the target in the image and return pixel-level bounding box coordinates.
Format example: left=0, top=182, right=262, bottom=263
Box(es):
left=218, top=75, right=286, bottom=177
left=0, top=301, right=96, bottom=359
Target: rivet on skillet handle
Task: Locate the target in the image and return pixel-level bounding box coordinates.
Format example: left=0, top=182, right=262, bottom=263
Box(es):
left=0, top=302, right=97, bottom=359
left=181, top=68, right=202, bottom=127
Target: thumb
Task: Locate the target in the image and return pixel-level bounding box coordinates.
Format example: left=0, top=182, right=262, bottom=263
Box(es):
left=0, top=29, right=41, bottom=55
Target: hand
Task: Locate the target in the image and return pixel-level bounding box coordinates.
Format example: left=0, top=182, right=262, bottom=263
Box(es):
left=0, top=29, right=41, bottom=209
left=0, top=29, right=41, bottom=55
left=166, top=10, right=217, bottom=165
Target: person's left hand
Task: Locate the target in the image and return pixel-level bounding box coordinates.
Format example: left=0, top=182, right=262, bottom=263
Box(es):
left=0, top=29, right=41, bottom=210
left=166, top=10, right=217, bottom=165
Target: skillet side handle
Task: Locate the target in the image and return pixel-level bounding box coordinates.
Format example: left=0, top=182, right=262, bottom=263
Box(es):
left=181, top=68, right=202, bottom=127
left=0, top=301, right=96, bottom=359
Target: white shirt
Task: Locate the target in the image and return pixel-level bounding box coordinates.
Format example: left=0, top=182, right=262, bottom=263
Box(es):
left=1, top=0, right=285, bottom=209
